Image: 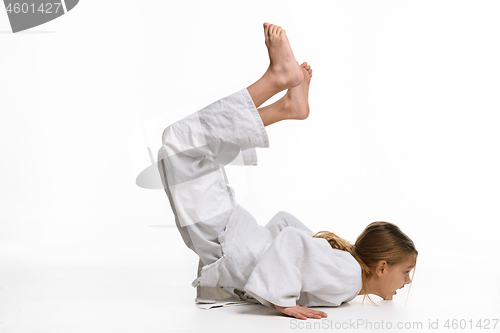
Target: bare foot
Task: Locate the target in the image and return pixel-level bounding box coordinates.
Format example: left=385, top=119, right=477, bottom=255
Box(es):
left=282, top=62, right=312, bottom=120
left=263, top=22, right=303, bottom=90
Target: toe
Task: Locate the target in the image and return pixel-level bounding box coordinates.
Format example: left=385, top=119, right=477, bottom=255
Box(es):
left=270, top=24, right=276, bottom=35
left=264, top=23, right=270, bottom=36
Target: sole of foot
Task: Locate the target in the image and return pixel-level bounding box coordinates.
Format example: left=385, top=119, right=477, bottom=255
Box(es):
left=283, top=62, right=312, bottom=120
left=263, top=22, right=303, bottom=90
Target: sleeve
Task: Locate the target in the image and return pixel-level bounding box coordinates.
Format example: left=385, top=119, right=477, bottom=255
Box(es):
left=243, top=227, right=362, bottom=308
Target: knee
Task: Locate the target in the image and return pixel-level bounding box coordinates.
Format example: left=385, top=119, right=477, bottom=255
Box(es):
left=273, top=211, right=293, bottom=220
left=268, top=211, right=297, bottom=228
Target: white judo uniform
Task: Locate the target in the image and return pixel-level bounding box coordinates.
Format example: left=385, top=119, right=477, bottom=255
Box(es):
left=157, top=88, right=362, bottom=308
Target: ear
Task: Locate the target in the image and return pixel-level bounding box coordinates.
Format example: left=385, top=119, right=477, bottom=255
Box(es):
left=376, top=260, right=388, bottom=277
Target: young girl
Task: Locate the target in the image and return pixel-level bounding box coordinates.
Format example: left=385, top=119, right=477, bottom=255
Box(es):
left=157, top=22, right=418, bottom=320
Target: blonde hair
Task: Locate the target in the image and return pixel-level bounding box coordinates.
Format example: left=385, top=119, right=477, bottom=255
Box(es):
left=313, top=221, right=418, bottom=305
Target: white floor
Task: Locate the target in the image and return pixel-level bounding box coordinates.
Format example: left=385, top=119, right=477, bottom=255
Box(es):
left=1, top=226, right=499, bottom=333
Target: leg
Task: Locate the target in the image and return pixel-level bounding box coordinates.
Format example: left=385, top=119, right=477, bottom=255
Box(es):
left=246, top=23, right=304, bottom=109
left=257, top=62, right=313, bottom=126
left=157, top=23, right=311, bottom=266
left=158, top=92, right=270, bottom=265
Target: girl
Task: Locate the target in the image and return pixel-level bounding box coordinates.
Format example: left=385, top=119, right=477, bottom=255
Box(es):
left=157, top=22, right=418, bottom=320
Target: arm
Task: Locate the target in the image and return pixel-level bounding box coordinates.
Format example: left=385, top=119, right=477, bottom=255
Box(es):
left=273, top=303, right=328, bottom=320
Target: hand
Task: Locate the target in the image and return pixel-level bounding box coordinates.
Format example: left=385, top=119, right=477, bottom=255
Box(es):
left=273, top=304, right=328, bottom=320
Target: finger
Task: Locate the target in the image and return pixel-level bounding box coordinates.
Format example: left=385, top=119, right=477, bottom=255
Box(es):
left=310, top=309, right=327, bottom=317
left=301, top=308, right=328, bottom=319
left=291, top=310, right=307, bottom=320
left=295, top=308, right=319, bottom=319
left=306, top=311, right=323, bottom=319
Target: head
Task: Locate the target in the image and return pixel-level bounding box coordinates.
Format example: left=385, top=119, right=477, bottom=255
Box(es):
left=314, top=221, right=418, bottom=303
left=364, top=252, right=416, bottom=300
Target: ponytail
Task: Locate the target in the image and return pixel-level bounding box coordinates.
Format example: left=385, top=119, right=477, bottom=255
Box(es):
left=313, top=230, right=353, bottom=252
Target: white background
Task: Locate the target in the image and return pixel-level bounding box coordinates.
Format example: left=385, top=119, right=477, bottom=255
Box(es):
left=1, top=1, right=499, bottom=332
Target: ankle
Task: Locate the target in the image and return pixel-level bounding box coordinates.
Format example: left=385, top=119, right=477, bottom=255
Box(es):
left=280, top=95, right=295, bottom=120
left=266, top=66, right=303, bottom=91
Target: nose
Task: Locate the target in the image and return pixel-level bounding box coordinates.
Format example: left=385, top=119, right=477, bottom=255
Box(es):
left=405, top=275, right=412, bottom=284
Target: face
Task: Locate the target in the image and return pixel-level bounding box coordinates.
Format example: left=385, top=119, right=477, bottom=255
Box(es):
left=376, top=255, right=416, bottom=300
